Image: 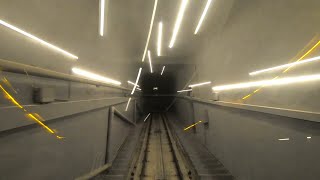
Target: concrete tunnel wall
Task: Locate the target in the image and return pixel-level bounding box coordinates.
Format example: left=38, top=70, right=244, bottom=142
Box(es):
left=0, top=71, right=140, bottom=180
left=173, top=0, right=320, bottom=180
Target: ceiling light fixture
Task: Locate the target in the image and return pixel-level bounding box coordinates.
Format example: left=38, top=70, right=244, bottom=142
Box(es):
left=194, top=0, right=213, bottom=34
left=99, top=0, right=105, bottom=36
left=249, top=56, right=320, bottom=76
left=72, top=68, right=121, bottom=85
left=148, top=50, right=153, bottom=73
left=189, top=81, right=211, bottom=88
left=158, top=21, right=163, bottom=56
left=161, top=66, right=165, bottom=75
left=177, top=89, right=192, bottom=93
left=144, top=113, right=151, bottom=122
left=169, top=0, right=189, bottom=48
left=278, top=138, right=290, bottom=141
left=0, top=19, right=78, bottom=59
left=131, top=68, right=142, bottom=94
left=125, top=98, right=131, bottom=111
left=127, top=80, right=140, bottom=87
left=142, top=0, right=158, bottom=62
left=213, top=73, right=320, bottom=91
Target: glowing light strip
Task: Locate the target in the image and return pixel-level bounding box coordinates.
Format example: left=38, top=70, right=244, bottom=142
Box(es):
left=99, top=0, right=105, bottom=36
left=144, top=113, right=151, bottom=122
left=157, top=22, right=163, bottom=56
left=131, top=68, right=142, bottom=94
left=0, top=84, right=62, bottom=139
left=127, top=80, right=140, bottom=87
left=142, top=0, right=158, bottom=61
left=161, top=66, right=165, bottom=75
left=125, top=98, right=131, bottom=111
left=307, top=136, right=312, bottom=139
left=169, top=0, right=189, bottom=48
left=189, top=81, right=211, bottom=88
left=278, top=138, right=290, bottom=141
left=72, top=68, right=121, bottom=85
left=184, top=120, right=202, bottom=131
left=250, top=56, right=320, bottom=76
left=148, top=50, right=153, bottom=73
left=177, top=89, right=192, bottom=93
left=241, top=39, right=320, bottom=100
left=26, top=113, right=55, bottom=134
left=0, top=19, right=78, bottom=59
left=137, top=87, right=142, bottom=91
left=194, top=0, right=212, bottom=34
left=213, top=73, right=320, bottom=91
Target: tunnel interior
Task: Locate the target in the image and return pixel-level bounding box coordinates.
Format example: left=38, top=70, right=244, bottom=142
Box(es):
left=1, top=0, right=320, bottom=180
left=140, top=68, right=176, bottom=112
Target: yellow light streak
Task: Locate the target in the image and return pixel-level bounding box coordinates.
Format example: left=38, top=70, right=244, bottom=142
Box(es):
left=241, top=38, right=320, bottom=101
left=242, top=94, right=251, bottom=100
left=0, top=84, right=23, bottom=108
left=26, top=113, right=55, bottom=134
left=2, top=78, right=17, bottom=94
left=56, top=135, right=65, bottom=139
left=283, top=40, right=320, bottom=72
left=184, top=120, right=202, bottom=131
left=0, top=83, right=63, bottom=139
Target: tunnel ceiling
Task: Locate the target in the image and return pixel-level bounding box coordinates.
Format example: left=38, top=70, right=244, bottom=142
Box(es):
left=0, top=0, right=231, bottom=85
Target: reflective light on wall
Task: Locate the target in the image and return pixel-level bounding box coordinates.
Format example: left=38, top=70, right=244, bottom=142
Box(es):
left=169, top=0, right=189, bottom=48
left=148, top=50, right=153, bottom=73
left=144, top=113, right=151, bottom=122
left=131, top=68, right=142, bottom=94
left=125, top=98, right=131, bottom=111
left=142, top=0, right=158, bottom=62
left=72, top=68, right=121, bottom=85
left=189, top=81, right=211, bottom=88
left=184, top=120, right=202, bottom=131
left=278, top=138, right=290, bottom=141
left=0, top=19, right=78, bottom=60
left=212, top=74, right=320, bottom=91
left=249, top=56, right=320, bottom=76
left=161, top=66, right=165, bottom=75
left=194, top=0, right=213, bottom=34
left=127, top=80, right=140, bottom=87
left=99, top=0, right=105, bottom=36
left=157, top=22, right=163, bottom=56
left=177, top=89, right=192, bottom=93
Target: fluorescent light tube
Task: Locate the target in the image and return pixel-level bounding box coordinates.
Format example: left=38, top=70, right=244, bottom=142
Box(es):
left=177, top=89, right=192, bottom=93
left=161, top=66, right=165, bottom=75
left=169, top=0, right=188, bottom=48
left=194, top=0, right=213, bottom=34
left=72, top=68, right=121, bottom=85
left=213, top=73, right=320, bottom=91
left=141, top=0, right=158, bottom=61
left=249, top=56, right=320, bottom=76
left=0, top=19, right=78, bottom=59
left=144, top=113, right=151, bottom=122
left=189, top=81, right=211, bottom=88
left=125, top=98, right=131, bottom=111
left=148, top=50, right=153, bottom=73
left=131, top=68, right=142, bottom=94
left=99, top=0, right=105, bottom=36
left=128, top=81, right=140, bottom=87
